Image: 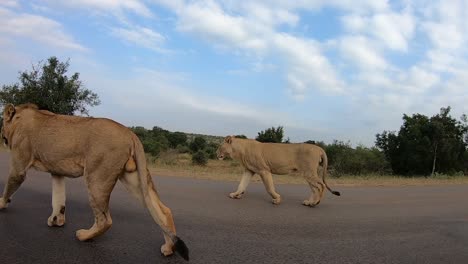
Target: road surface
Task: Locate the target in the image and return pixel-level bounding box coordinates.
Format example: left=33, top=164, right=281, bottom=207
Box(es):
left=0, top=152, right=467, bottom=264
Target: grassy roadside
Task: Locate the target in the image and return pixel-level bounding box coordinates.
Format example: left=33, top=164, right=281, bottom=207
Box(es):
left=2, top=147, right=466, bottom=186
left=149, top=153, right=468, bottom=187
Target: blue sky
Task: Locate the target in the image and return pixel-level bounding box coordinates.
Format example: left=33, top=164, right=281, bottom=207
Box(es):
left=1, top=0, right=467, bottom=146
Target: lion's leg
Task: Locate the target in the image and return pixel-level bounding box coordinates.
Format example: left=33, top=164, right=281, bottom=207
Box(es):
left=76, top=170, right=117, bottom=241
left=259, top=171, right=281, bottom=205
left=120, top=172, right=176, bottom=256
left=229, top=170, right=253, bottom=199
left=303, top=171, right=324, bottom=207
left=48, top=175, right=66, bottom=227
left=0, top=154, right=29, bottom=209
left=154, top=192, right=177, bottom=257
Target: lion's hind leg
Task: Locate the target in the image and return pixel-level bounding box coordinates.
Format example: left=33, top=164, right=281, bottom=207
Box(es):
left=302, top=171, right=325, bottom=207
left=76, top=168, right=118, bottom=241
left=119, top=172, right=177, bottom=257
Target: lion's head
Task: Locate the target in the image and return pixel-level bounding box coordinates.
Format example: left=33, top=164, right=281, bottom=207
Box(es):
left=216, top=136, right=234, bottom=160
left=2, top=104, right=17, bottom=146
left=2, top=103, right=39, bottom=147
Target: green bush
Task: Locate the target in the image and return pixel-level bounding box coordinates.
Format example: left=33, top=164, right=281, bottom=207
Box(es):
left=192, top=150, right=208, bottom=166
left=256, top=126, right=284, bottom=143
left=167, top=132, right=188, bottom=148
left=205, top=146, right=217, bottom=159
left=190, top=136, right=207, bottom=153
left=176, top=144, right=191, bottom=153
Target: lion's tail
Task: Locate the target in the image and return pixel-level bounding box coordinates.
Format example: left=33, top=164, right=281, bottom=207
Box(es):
left=320, top=148, right=341, bottom=196
left=132, top=135, right=189, bottom=261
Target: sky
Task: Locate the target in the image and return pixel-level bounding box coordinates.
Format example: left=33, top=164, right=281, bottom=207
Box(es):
left=0, top=0, right=467, bottom=146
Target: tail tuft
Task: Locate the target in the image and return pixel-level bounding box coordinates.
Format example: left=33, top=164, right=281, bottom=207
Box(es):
left=332, top=191, right=341, bottom=196
left=174, top=236, right=190, bottom=261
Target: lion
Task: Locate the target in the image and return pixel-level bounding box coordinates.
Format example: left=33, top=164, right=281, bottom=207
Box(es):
left=0, top=104, right=189, bottom=261
left=216, top=136, right=340, bottom=206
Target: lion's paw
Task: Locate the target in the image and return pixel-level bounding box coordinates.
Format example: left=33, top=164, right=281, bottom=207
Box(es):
left=47, top=213, right=65, bottom=227
left=229, top=192, right=243, bottom=199
left=272, top=196, right=281, bottom=205
left=161, top=244, right=174, bottom=257
left=0, top=197, right=9, bottom=210
left=76, top=229, right=92, bottom=241
left=302, top=200, right=319, bottom=207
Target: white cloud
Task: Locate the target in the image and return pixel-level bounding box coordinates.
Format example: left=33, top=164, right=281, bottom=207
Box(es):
left=176, top=1, right=270, bottom=53
left=0, top=0, right=19, bottom=8
left=0, top=7, right=86, bottom=51
left=274, top=34, right=344, bottom=96
left=341, top=11, right=415, bottom=52
left=171, top=1, right=343, bottom=99
left=45, top=0, right=153, bottom=17
left=400, top=66, right=440, bottom=94
left=341, top=14, right=366, bottom=32
left=110, top=25, right=167, bottom=52
left=339, top=35, right=388, bottom=70
left=248, top=0, right=389, bottom=14
left=371, top=12, right=414, bottom=52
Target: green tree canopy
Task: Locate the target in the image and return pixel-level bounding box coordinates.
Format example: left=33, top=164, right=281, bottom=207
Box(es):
left=189, top=136, right=207, bottom=153
left=167, top=132, right=188, bottom=148
left=376, top=107, right=468, bottom=176
left=0, top=56, right=100, bottom=115
left=256, top=126, right=284, bottom=143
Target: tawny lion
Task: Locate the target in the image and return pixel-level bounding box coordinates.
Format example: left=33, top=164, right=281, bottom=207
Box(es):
left=0, top=103, right=189, bottom=261
left=217, top=136, right=340, bottom=206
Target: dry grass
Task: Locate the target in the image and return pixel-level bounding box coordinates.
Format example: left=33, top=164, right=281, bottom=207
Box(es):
left=149, top=153, right=468, bottom=187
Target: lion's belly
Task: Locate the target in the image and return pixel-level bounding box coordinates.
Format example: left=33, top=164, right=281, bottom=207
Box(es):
left=32, top=159, right=84, bottom=178
left=269, top=161, right=297, bottom=175
left=271, top=167, right=296, bottom=175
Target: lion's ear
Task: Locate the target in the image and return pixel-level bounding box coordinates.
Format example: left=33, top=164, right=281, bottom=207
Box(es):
left=224, top=135, right=233, bottom=144
left=3, top=104, right=16, bottom=122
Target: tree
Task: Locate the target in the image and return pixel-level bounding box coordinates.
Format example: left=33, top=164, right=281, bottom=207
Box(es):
left=256, top=126, right=284, bottom=143
left=167, top=132, right=188, bottom=148
left=189, top=136, right=207, bottom=153
left=0, top=56, right=100, bottom=115
left=192, top=150, right=208, bottom=166
left=234, top=135, right=247, bottom=139
left=376, top=107, right=468, bottom=176
left=131, top=126, right=149, bottom=140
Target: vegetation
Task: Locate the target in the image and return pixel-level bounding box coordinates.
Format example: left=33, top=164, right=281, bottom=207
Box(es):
left=0, top=57, right=100, bottom=115
left=256, top=126, right=285, bottom=143
left=192, top=150, right=208, bottom=166
left=129, top=127, right=221, bottom=166
left=316, top=140, right=390, bottom=176
left=376, top=107, right=468, bottom=176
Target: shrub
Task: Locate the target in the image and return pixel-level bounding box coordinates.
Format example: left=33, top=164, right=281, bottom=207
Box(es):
left=192, top=150, right=208, bottom=166
left=205, top=146, right=217, bottom=159
left=190, top=136, right=207, bottom=153
left=176, top=144, right=191, bottom=154
left=167, top=132, right=188, bottom=148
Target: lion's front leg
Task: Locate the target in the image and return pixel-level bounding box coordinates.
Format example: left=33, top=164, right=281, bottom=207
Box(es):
left=229, top=170, right=253, bottom=199
left=48, top=175, right=66, bottom=227
left=0, top=163, right=27, bottom=210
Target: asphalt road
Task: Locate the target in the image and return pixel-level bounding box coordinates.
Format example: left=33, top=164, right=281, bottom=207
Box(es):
left=0, top=152, right=467, bottom=264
